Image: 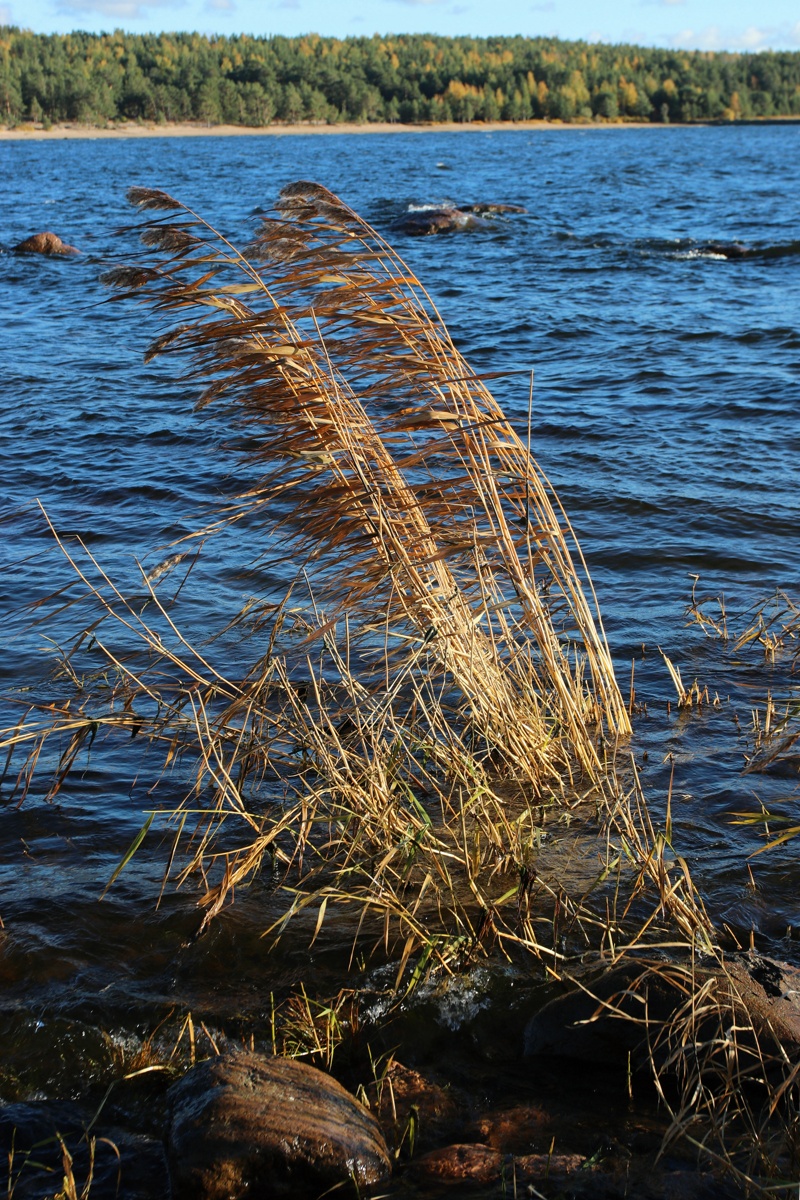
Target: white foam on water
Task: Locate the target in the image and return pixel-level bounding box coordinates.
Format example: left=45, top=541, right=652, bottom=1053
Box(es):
left=673, top=249, right=728, bottom=261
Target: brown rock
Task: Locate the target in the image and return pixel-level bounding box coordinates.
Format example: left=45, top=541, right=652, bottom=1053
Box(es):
left=167, top=1050, right=391, bottom=1200
left=12, top=231, right=80, bottom=255
left=515, top=1151, right=594, bottom=1186
left=724, top=953, right=800, bottom=1054
left=468, top=1102, right=551, bottom=1153
left=403, top=207, right=487, bottom=236
left=412, top=1144, right=593, bottom=1191
left=411, top=1143, right=505, bottom=1187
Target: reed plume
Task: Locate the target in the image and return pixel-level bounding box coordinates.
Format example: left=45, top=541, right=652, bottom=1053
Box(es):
left=112, top=182, right=629, bottom=782
left=3, top=184, right=702, bottom=953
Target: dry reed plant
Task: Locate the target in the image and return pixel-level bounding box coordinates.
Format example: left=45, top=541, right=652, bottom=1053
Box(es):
left=2, top=182, right=641, bottom=943
left=4, top=183, right=796, bottom=1191
left=0, top=183, right=717, bottom=969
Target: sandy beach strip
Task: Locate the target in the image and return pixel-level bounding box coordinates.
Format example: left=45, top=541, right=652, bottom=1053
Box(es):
left=0, top=118, right=667, bottom=141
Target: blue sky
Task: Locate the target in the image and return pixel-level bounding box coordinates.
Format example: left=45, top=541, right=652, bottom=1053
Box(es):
left=2, top=0, right=799, bottom=53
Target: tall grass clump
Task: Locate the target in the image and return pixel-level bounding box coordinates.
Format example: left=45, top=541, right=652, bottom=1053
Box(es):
left=3, top=182, right=653, bottom=951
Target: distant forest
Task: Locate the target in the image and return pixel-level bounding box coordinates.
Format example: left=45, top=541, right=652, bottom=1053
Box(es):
left=2, top=28, right=800, bottom=127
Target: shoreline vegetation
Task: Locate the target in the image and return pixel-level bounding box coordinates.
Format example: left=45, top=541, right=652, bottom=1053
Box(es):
left=4, top=115, right=800, bottom=140
left=2, top=30, right=800, bottom=132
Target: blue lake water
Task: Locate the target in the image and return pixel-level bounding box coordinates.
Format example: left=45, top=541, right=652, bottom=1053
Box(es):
left=1, top=125, right=799, bottom=1100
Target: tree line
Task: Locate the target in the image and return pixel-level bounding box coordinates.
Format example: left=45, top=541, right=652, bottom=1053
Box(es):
left=2, top=27, right=800, bottom=127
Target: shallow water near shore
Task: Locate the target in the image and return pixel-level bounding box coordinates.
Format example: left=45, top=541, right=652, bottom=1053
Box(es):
left=1, top=124, right=799, bottom=1190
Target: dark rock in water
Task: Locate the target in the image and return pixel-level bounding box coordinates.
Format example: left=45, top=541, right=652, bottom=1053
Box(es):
left=410, top=1144, right=505, bottom=1187
left=167, top=1050, right=391, bottom=1200
left=524, top=954, right=800, bottom=1070
left=467, top=1102, right=551, bottom=1153
left=699, top=239, right=800, bottom=261
left=403, top=202, right=526, bottom=235
left=410, top=1140, right=737, bottom=1198
left=403, top=207, right=488, bottom=236
left=410, top=1143, right=595, bottom=1191
left=701, top=240, right=753, bottom=259
left=12, top=231, right=80, bottom=256
left=514, top=1151, right=606, bottom=1193
left=754, top=752, right=800, bottom=778
left=523, top=960, right=682, bottom=1067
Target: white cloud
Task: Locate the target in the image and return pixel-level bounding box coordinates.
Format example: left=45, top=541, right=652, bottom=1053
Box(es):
left=530, top=2, right=555, bottom=11
left=205, top=0, right=234, bottom=11
left=387, top=0, right=448, bottom=7
left=0, top=2, right=12, bottom=20
left=56, top=0, right=183, bottom=15
left=670, top=22, right=800, bottom=50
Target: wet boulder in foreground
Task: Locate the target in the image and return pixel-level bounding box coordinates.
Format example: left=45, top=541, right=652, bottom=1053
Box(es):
left=167, top=1050, right=391, bottom=1200
left=12, top=231, right=80, bottom=255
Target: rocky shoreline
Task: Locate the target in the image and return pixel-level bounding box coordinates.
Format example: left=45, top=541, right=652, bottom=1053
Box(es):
left=2, top=951, right=797, bottom=1198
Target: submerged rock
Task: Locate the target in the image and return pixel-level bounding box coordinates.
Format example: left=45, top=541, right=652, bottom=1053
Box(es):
left=467, top=1102, right=551, bottom=1153
left=698, top=239, right=800, bottom=261
left=12, top=231, right=80, bottom=256
left=523, top=960, right=680, bottom=1067
left=167, top=1050, right=391, bottom=1200
left=410, top=1141, right=738, bottom=1198
left=700, top=240, right=753, bottom=259
left=410, top=1143, right=592, bottom=1190
left=410, top=1143, right=505, bottom=1187
left=369, top=1060, right=465, bottom=1153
